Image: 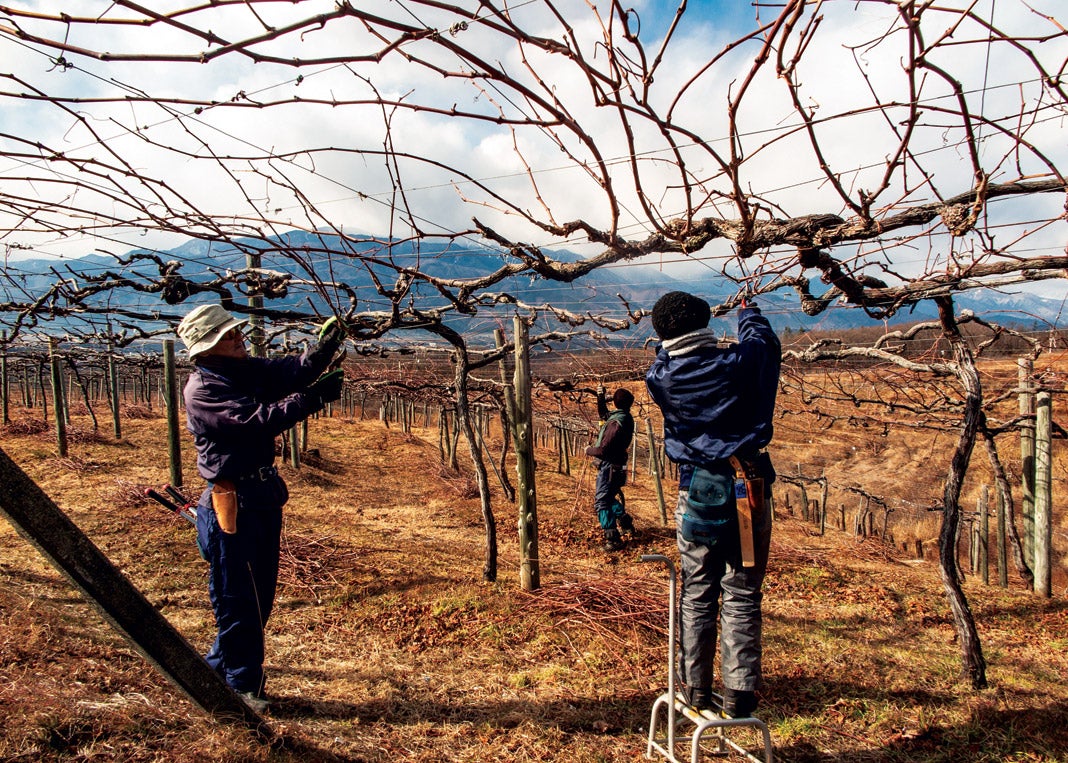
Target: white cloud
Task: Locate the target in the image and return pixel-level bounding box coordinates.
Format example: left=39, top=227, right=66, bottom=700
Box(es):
left=0, top=0, right=1063, bottom=315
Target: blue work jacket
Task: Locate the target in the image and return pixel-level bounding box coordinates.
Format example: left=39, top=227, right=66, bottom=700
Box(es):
left=184, top=349, right=331, bottom=481
left=645, top=307, right=781, bottom=488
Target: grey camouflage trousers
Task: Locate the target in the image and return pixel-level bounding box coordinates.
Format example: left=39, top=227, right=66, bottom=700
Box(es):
left=675, top=489, right=773, bottom=694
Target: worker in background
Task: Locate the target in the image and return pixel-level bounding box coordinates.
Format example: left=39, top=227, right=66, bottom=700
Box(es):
left=585, top=386, right=635, bottom=552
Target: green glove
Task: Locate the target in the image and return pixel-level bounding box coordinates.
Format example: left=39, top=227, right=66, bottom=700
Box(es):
left=316, top=314, right=341, bottom=339
left=318, top=312, right=348, bottom=344
left=311, top=316, right=346, bottom=364
left=307, top=369, right=345, bottom=405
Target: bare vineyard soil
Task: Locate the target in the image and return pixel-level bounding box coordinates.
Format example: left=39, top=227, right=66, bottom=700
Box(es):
left=0, top=362, right=1066, bottom=762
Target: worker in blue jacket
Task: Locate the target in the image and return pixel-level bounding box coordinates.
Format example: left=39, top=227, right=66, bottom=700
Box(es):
left=585, top=386, right=635, bottom=551
left=645, top=291, right=780, bottom=719
left=177, top=303, right=345, bottom=712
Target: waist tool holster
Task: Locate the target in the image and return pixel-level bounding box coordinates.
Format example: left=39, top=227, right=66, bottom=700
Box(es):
left=728, top=456, right=764, bottom=569
left=211, top=479, right=238, bottom=534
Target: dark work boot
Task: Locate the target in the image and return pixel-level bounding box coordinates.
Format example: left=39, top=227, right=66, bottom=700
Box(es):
left=602, top=528, right=624, bottom=552
left=687, top=686, right=714, bottom=711
left=722, top=688, right=758, bottom=718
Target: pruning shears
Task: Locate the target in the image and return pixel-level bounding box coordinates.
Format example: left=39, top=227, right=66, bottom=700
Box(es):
left=145, top=484, right=197, bottom=525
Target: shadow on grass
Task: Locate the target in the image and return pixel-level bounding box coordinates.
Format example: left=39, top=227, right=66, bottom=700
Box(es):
left=262, top=676, right=1068, bottom=762
left=764, top=674, right=1068, bottom=762
left=269, top=690, right=655, bottom=736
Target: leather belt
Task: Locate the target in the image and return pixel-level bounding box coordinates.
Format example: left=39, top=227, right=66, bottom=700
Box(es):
left=236, top=465, right=278, bottom=482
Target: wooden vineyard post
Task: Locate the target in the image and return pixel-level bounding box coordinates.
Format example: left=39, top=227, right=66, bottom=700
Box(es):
left=288, top=426, right=300, bottom=469
left=507, top=317, right=539, bottom=591
left=645, top=418, right=668, bottom=526
left=1033, top=390, right=1052, bottom=598
left=163, top=340, right=183, bottom=488
left=0, top=445, right=269, bottom=733
left=996, top=487, right=1008, bottom=588
left=854, top=496, right=867, bottom=537
left=819, top=474, right=828, bottom=536
left=556, top=422, right=571, bottom=476
left=107, top=337, right=121, bottom=439
left=1, top=330, right=8, bottom=425
left=979, top=485, right=989, bottom=585
left=48, top=338, right=67, bottom=458
left=449, top=408, right=461, bottom=471
left=290, top=341, right=304, bottom=469
left=1018, top=358, right=1035, bottom=567
left=561, top=424, right=571, bottom=476
left=438, top=409, right=450, bottom=465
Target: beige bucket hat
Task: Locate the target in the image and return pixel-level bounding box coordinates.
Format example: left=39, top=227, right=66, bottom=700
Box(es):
left=176, top=304, right=248, bottom=357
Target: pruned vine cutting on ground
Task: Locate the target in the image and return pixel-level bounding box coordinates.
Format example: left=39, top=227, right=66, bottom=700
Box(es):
left=2, top=0, right=1066, bottom=690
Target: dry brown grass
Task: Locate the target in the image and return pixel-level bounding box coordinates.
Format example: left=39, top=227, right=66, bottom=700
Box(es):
left=0, top=359, right=1066, bottom=762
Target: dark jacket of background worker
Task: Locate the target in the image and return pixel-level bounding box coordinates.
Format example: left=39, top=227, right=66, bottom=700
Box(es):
left=645, top=290, right=780, bottom=719
left=178, top=303, right=344, bottom=712
left=585, top=387, right=635, bottom=552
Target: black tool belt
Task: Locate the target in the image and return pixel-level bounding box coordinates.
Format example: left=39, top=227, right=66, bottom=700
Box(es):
left=679, top=451, right=774, bottom=548
left=710, top=450, right=775, bottom=484
left=236, top=465, right=278, bottom=482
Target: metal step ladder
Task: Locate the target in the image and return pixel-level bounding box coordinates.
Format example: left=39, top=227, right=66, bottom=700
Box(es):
left=641, top=554, right=773, bottom=763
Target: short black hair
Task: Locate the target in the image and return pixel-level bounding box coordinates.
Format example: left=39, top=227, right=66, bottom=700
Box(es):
left=613, top=388, right=634, bottom=410
left=651, top=291, right=711, bottom=340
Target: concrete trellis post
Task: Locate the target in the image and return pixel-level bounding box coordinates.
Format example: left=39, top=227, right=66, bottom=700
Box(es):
left=996, top=486, right=1008, bottom=588
left=819, top=474, right=829, bottom=536
left=508, top=317, right=539, bottom=592
left=1018, top=358, right=1035, bottom=567
left=246, top=252, right=265, bottom=358
left=1033, top=390, right=1052, bottom=598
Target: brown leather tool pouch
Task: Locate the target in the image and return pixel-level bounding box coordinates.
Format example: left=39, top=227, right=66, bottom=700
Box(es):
left=211, top=479, right=238, bottom=534
left=729, top=456, right=764, bottom=567
left=746, top=476, right=765, bottom=514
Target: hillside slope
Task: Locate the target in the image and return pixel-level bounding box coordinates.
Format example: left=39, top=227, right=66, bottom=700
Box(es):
left=0, top=408, right=1066, bottom=762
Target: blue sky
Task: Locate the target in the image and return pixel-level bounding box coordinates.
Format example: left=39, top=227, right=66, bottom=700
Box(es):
left=638, top=0, right=761, bottom=38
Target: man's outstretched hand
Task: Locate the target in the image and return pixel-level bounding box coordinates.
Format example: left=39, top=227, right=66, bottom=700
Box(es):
left=318, top=316, right=346, bottom=347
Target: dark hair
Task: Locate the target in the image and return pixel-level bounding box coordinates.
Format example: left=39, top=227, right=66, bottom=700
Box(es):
left=651, top=291, right=711, bottom=340
left=613, top=388, right=634, bottom=410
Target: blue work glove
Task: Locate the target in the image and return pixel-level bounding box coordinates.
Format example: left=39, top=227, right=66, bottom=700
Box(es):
left=307, top=369, right=344, bottom=406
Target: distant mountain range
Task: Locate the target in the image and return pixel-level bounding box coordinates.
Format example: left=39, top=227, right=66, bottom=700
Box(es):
left=2, top=230, right=1063, bottom=345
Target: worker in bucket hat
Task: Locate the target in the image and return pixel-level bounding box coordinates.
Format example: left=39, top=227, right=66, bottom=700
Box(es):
left=177, top=303, right=346, bottom=712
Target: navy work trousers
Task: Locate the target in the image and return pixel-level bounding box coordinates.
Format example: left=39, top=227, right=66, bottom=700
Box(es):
left=196, top=475, right=287, bottom=695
